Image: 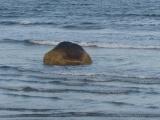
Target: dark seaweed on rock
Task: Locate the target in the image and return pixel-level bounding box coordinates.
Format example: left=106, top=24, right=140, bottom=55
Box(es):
left=54, top=41, right=84, bottom=60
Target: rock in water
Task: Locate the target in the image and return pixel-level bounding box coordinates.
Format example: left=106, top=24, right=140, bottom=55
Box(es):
left=43, top=41, right=92, bottom=65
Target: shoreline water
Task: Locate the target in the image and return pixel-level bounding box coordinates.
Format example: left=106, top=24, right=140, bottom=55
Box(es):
left=1, top=0, right=160, bottom=119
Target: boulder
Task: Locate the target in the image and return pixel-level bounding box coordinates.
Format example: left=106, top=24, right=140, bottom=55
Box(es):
left=43, top=41, right=92, bottom=65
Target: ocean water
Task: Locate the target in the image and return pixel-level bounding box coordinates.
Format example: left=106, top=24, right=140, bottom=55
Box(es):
left=0, top=0, right=160, bottom=119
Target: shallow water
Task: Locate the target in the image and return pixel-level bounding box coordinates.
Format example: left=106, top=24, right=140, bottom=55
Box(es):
left=0, top=0, right=160, bottom=119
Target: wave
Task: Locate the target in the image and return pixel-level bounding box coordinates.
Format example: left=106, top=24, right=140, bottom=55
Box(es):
left=4, top=93, right=60, bottom=100
left=102, top=13, right=160, bottom=18
left=0, top=107, right=59, bottom=112
left=1, top=63, right=160, bottom=82
left=0, top=65, right=43, bottom=75
left=0, top=20, right=104, bottom=30
left=62, top=24, right=105, bottom=30
left=1, top=112, right=160, bottom=118
left=0, top=65, right=20, bottom=71
left=25, top=40, right=160, bottom=50
left=105, top=101, right=135, bottom=107
left=28, top=72, right=160, bottom=85
left=2, top=88, right=139, bottom=95
left=3, top=39, right=160, bottom=50
left=1, top=71, right=160, bottom=85
left=0, top=21, right=57, bottom=25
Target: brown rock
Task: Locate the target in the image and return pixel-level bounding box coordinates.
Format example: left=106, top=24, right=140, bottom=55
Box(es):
left=43, top=41, right=92, bottom=65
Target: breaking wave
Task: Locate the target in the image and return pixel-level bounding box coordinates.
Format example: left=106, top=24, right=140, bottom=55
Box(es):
left=2, top=39, right=160, bottom=50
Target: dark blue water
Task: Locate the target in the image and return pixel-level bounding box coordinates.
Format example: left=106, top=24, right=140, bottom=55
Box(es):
left=0, top=0, right=160, bottom=119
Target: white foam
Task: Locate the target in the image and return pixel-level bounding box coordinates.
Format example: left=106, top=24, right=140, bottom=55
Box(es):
left=29, top=40, right=59, bottom=45
left=28, top=40, right=160, bottom=50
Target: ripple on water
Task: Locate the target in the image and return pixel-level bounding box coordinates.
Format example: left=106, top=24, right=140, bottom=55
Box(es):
left=1, top=112, right=160, bottom=118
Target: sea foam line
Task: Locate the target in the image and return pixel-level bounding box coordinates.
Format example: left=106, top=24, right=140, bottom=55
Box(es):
left=28, top=40, right=160, bottom=50
left=2, top=39, right=160, bottom=50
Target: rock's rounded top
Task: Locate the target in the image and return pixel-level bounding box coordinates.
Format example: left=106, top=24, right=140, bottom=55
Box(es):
left=54, top=41, right=84, bottom=51
left=53, top=41, right=84, bottom=60
left=43, top=41, right=92, bottom=65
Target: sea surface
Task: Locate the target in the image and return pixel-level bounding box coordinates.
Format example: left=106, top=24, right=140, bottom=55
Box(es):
left=0, top=0, right=160, bottom=119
